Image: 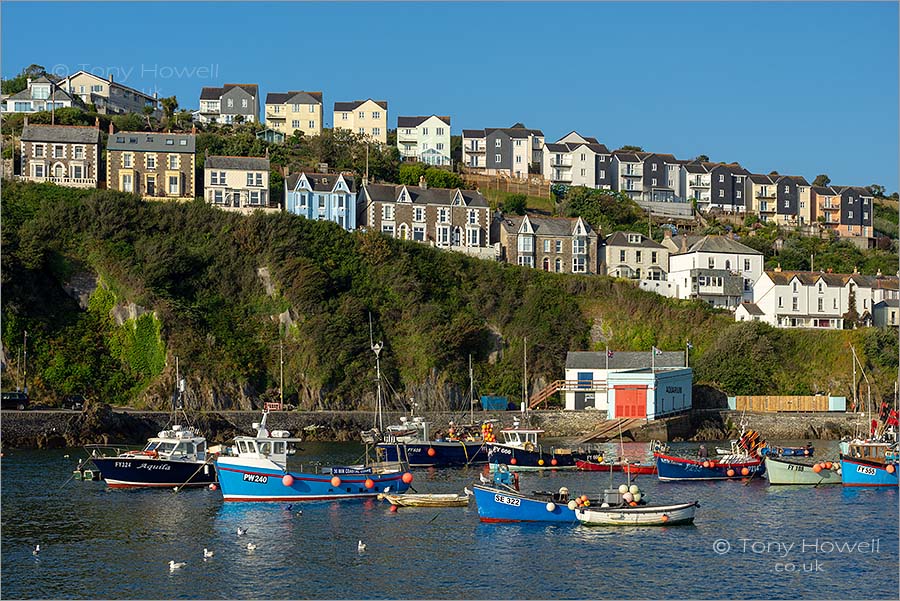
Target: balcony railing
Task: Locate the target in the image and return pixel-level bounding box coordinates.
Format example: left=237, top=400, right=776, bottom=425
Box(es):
left=551, top=159, right=572, bottom=167
left=756, top=192, right=775, bottom=199
left=467, top=146, right=485, bottom=153
left=27, top=175, right=97, bottom=187
left=622, top=169, right=643, bottom=177
left=689, top=179, right=708, bottom=187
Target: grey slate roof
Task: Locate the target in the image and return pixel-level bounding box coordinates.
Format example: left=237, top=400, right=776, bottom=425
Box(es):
left=749, top=174, right=774, bottom=184
left=8, top=80, right=76, bottom=103
left=811, top=186, right=837, bottom=195
left=584, top=143, right=611, bottom=154
left=500, top=214, right=593, bottom=237
left=684, top=235, right=762, bottom=255
left=286, top=172, right=357, bottom=193
left=334, top=99, right=388, bottom=112
left=545, top=143, right=569, bottom=152
left=200, top=86, right=224, bottom=100
left=683, top=163, right=708, bottom=174
left=875, top=299, right=900, bottom=308
left=21, top=124, right=100, bottom=144
left=604, top=231, right=665, bottom=249
left=205, top=156, right=269, bottom=171
left=786, top=175, right=810, bottom=186
left=266, top=91, right=322, bottom=105
left=738, top=302, right=765, bottom=316
left=107, top=131, right=196, bottom=153
left=462, top=129, right=485, bottom=138
left=361, top=183, right=488, bottom=208
left=397, top=115, right=450, bottom=128
left=200, top=84, right=258, bottom=100
left=612, top=151, right=640, bottom=162
left=565, top=351, right=685, bottom=370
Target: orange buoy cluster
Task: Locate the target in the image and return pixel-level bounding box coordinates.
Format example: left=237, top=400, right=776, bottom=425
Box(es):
left=701, top=460, right=718, bottom=469
left=812, top=461, right=836, bottom=473
left=481, top=422, right=496, bottom=443
left=573, top=494, right=591, bottom=509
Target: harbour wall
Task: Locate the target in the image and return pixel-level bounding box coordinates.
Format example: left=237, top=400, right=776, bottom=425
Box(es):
left=0, top=404, right=867, bottom=449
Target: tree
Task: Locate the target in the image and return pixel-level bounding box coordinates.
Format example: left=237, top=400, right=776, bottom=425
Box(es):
left=867, top=183, right=886, bottom=198
left=1, top=64, right=47, bottom=94
left=161, top=96, right=179, bottom=124
left=769, top=170, right=780, bottom=176
left=424, top=168, right=462, bottom=189
left=398, top=163, right=427, bottom=186
left=619, top=145, right=643, bottom=152
left=695, top=154, right=710, bottom=162
left=693, top=322, right=777, bottom=395
left=812, top=174, right=831, bottom=187
left=142, top=105, right=154, bottom=130
left=502, top=194, right=527, bottom=215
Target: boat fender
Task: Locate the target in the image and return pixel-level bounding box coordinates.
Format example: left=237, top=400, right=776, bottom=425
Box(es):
left=538, top=459, right=544, bottom=466
left=550, top=458, right=558, bottom=466
left=741, top=467, right=750, bottom=476
left=726, top=469, right=735, bottom=477
left=524, top=442, right=535, bottom=453
left=567, top=500, right=577, bottom=510
left=546, top=502, right=556, bottom=512
left=887, top=464, right=896, bottom=474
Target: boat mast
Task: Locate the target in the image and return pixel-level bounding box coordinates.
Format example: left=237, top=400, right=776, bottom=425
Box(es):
left=469, top=354, right=474, bottom=425
left=279, top=337, right=284, bottom=406
left=523, top=337, right=528, bottom=411
left=369, top=314, right=383, bottom=433
left=22, top=330, right=28, bottom=395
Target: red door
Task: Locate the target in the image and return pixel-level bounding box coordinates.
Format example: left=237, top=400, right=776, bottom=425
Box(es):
left=614, top=386, right=647, bottom=418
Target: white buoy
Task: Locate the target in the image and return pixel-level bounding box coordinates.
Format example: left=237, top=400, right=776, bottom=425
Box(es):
left=246, top=543, right=257, bottom=551
left=203, top=548, right=214, bottom=558
left=601, top=502, right=610, bottom=508
left=633, top=492, right=642, bottom=502
left=567, top=500, right=577, bottom=511
left=623, top=492, right=634, bottom=502
left=629, top=484, right=639, bottom=495
left=545, top=502, right=556, bottom=512
left=618, top=484, right=629, bottom=494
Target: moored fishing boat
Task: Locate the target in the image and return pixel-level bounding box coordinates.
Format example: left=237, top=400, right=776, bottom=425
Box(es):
left=764, top=456, right=840, bottom=485
left=655, top=428, right=766, bottom=482
left=576, top=501, right=698, bottom=526
left=471, top=482, right=580, bottom=523
left=377, top=492, right=469, bottom=507
left=840, top=439, right=898, bottom=487
left=576, top=459, right=657, bottom=475
left=215, top=411, right=412, bottom=502
left=376, top=416, right=488, bottom=467
left=486, top=419, right=590, bottom=471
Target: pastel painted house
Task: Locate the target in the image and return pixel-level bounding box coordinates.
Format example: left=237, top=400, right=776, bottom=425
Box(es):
left=204, top=155, right=276, bottom=213
left=396, top=115, right=451, bottom=166
left=333, top=99, right=388, bottom=144
left=284, top=172, right=358, bottom=230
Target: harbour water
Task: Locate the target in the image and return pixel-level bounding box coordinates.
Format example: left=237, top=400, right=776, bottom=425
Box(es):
left=2, top=441, right=897, bottom=599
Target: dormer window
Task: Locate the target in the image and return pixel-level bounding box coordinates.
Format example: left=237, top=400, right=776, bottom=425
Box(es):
left=166, top=139, right=174, bottom=145
left=628, top=234, right=640, bottom=244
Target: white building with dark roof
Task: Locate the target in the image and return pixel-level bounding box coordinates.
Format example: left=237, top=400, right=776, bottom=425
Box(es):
left=541, top=131, right=612, bottom=189
left=2, top=76, right=81, bottom=114
left=197, top=84, right=259, bottom=124
left=204, top=155, right=274, bottom=213
left=601, top=231, right=668, bottom=280
left=396, top=115, right=451, bottom=166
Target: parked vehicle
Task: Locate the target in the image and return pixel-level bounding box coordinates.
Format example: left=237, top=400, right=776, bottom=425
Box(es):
left=62, top=395, right=85, bottom=411
left=1, top=391, right=29, bottom=410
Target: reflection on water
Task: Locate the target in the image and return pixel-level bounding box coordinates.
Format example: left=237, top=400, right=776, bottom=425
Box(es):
left=1, top=441, right=897, bottom=599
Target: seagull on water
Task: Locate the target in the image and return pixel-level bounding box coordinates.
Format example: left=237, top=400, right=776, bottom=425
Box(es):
left=203, top=548, right=214, bottom=559
left=33, top=545, right=40, bottom=556
left=357, top=540, right=366, bottom=553
left=246, top=542, right=257, bottom=551
left=236, top=527, right=246, bottom=536
left=169, top=560, right=186, bottom=571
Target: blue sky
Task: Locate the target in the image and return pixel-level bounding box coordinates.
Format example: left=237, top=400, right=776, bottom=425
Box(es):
left=3, top=2, right=898, bottom=191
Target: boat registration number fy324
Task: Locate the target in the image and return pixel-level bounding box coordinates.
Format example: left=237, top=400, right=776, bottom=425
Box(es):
left=494, top=494, right=521, bottom=507
left=856, top=465, right=877, bottom=476
left=242, top=473, right=269, bottom=484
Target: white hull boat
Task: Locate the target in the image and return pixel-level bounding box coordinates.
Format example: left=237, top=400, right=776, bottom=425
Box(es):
left=764, top=456, right=840, bottom=485
left=575, top=501, right=698, bottom=526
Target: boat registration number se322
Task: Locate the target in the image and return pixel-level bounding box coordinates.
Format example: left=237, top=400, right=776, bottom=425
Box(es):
left=242, top=473, right=269, bottom=484
left=494, top=494, right=521, bottom=507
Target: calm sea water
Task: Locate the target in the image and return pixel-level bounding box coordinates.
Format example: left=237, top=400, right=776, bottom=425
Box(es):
left=1, top=440, right=897, bottom=600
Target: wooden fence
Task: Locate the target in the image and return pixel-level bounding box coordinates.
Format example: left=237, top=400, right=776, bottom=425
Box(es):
left=461, top=171, right=551, bottom=200
left=732, top=395, right=832, bottom=413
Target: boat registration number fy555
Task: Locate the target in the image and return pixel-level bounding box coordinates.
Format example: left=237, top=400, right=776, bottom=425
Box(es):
left=242, top=473, right=269, bottom=484
left=494, top=494, right=520, bottom=507
left=856, top=465, right=877, bottom=476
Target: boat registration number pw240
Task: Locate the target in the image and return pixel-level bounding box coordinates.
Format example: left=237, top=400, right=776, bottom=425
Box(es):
left=243, top=473, right=269, bottom=484
left=494, top=494, right=521, bottom=507
left=856, top=465, right=877, bottom=476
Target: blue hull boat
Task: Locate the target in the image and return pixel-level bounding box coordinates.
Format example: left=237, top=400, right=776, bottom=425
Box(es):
left=471, top=483, right=578, bottom=523
left=840, top=456, right=899, bottom=487
left=91, top=455, right=216, bottom=488
left=377, top=441, right=487, bottom=467
left=655, top=453, right=766, bottom=481
left=760, top=445, right=814, bottom=458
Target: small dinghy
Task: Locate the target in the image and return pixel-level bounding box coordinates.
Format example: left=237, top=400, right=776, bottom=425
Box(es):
left=575, top=484, right=698, bottom=527
left=377, top=492, right=470, bottom=507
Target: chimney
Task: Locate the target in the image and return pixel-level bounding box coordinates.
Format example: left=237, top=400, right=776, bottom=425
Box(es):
left=109, top=73, right=114, bottom=83
left=877, top=269, right=883, bottom=278
left=109, top=121, right=115, bottom=135
left=419, top=175, right=427, bottom=189
left=853, top=266, right=859, bottom=274
left=663, top=228, right=672, bottom=239
left=191, top=125, right=196, bottom=135
left=680, top=235, right=687, bottom=253
left=774, top=263, right=782, bottom=273
left=95, top=116, right=100, bottom=129
left=23, top=115, right=28, bottom=126
left=26, top=77, right=32, bottom=87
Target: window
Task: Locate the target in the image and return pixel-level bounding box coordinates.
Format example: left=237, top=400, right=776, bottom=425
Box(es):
left=818, top=298, right=824, bottom=312
left=784, top=185, right=789, bottom=193
left=581, top=169, right=586, bottom=176
left=73, top=146, right=84, bottom=159
left=635, top=250, right=642, bottom=262
left=414, top=207, right=425, bottom=222
left=168, top=175, right=180, bottom=195
left=382, top=204, right=395, bottom=221
left=719, top=190, right=724, bottom=198
left=341, top=113, right=348, bottom=121
left=744, top=259, right=751, bottom=271
left=165, top=139, right=174, bottom=145
left=652, top=163, right=657, bottom=172
left=436, top=143, right=444, bottom=150
left=33, top=144, right=45, bottom=157
left=466, top=227, right=480, bottom=246
left=495, top=139, right=501, bottom=148
left=543, top=239, right=551, bottom=253
left=848, top=211, right=853, bottom=219
left=573, top=256, right=586, bottom=273
left=122, top=173, right=133, bottom=192
left=146, top=175, right=156, bottom=196
left=725, top=260, right=731, bottom=270
left=358, top=111, right=365, bottom=119
left=555, top=258, right=562, bottom=272
left=515, top=156, right=522, bottom=164
left=719, top=174, right=724, bottom=183
left=210, top=171, right=225, bottom=185
left=292, top=120, right=300, bottom=128
left=381, top=223, right=395, bottom=236
left=227, top=99, right=234, bottom=107
left=436, top=226, right=450, bottom=246
left=413, top=226, right=425, bottom=241
left=599, top=169, right=606, bottom=179
left=438, top=208, right=449, bottom=223
left=168, top=155, right=178, bottom=169
left=421, top=127, right=428, bottom=135
left=833, top=298, right=838, bottom=309
left=556, top=240, right=562, bottom=253
left=291, top=104, right=301, bottom=112
left=437, top=127, right=444, bottom=135
left=651, top=251, right=657, bottom=264
left=708, top=257, right=715, bottom=269
left=309, top=121, right=315, bottom=129
left=517, top=256, right=534, bottom=268
left=372, top=111, right=381, bottom=120
left=573, top=237, right=586, bottom=255
left=123, top=153, right=133, bottom=168
left=620, top=250, right=626, bottom=262
left=792, top=297, right=798, bottom=311
left=91, top=84, right=103, bottom=92
left=212, top=190, right=223, bottom=204
left=32, top=163, right=44, bottom=178
left=468, top=210, right=478, bottom=225
left=242, top=99, right=248, bottom=108
left=372, top=127, right=381, bottom=137
left=309, top=104, right=315, bottom=113
left=72, top=164, right=83, bottom=179
left=515, top=140, right=522, bottom=147
left=146, top=154, right=156, bottom=169
left=518, top=236, right=534, bottom=253
left=736, top=190, right=742, bottom=198
left=652, top=178, right=657, bottom=186
left=818, top=283, right=824, bottom=294
left=495, top=154, right=501, bottom=162
left=359, top=128, right=366, bottom=134
left=792, top=282, right=798, bottom=293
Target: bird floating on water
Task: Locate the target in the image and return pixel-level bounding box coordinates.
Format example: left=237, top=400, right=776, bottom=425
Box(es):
left=33, top=545, right=40, bottom=556
left=236, top=527, right=246, bottom=536
left=169, top=560, right=186, bottom=571
left=203, top=548, right=214, bottom=558
left=357, top=540, right=366, bottom=553
left=246, top=543, right=257, bottom=551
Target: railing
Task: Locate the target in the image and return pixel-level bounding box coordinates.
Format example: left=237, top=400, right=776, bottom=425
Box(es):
left=622, top=169, right=643, bottom=177
left=689, top=179, right=708, bottom=187
left=551, top=160, right=572, bottom=167
left=466, top=146, right=485, bottom=153
left=529, top=379, right=608, bottom=409
left=28, top=176, right=97, bottom=187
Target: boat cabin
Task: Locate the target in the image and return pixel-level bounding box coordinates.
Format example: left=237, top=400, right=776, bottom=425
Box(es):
left=136, top=425, right=207, bottom=462
left=384, top=416, right=430, bottom=443
left=846, top=441, right=893, bottom=464
left=499, top=428, right=543, bottom=448
left=230, top=415, right=302, bottom=467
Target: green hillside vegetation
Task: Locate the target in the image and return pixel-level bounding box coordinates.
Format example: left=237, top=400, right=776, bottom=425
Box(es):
left=3, top=181, right=896, bottom=411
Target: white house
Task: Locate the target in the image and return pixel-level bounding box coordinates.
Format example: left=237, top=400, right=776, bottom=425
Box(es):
left=737, top=269, right=900, bottom=329
left=397, top=115, right=451, bottom=166
left=541, top=131, right=612, bottom=189
left=204, top=155, right=275, bottom=213
left=563, top=351, right=686, bottom=412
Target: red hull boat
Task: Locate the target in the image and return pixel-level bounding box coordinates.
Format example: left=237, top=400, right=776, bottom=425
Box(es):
left=576, top=459, right=658, bottom=475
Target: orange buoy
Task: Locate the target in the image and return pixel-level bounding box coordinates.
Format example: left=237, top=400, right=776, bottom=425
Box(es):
left=580, top=495, right=588, bottom=503
left=550, top=458, right=558, bottom=466
left=661, top=514, right=669, bottom=522
left=282, top=474, right=295, bottom=487
left=702, top=461, right=710, bottom=468
left=726, top=469, right=735, bottom=477
left=427, top=448, right=436, bottom=457
left=741, top=467, right=750, bottom=476
left=824, top=461, right=833, bottom=470
left=208, top=483, right=218, bottom=491
left=364, top=478, right=375, bottom=489
left=538, top=459, right=544, bottom=466
left=887, top=464, right=896, bottom=474
left=812, top=464, right=822, bottom=473
left=510, top=458, right=517, bottom=466
left=331, top=476, right=342, bottom=487
left=389, top=505, right=398, bottom=513
left=401, top=472, right=414, bottom=484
